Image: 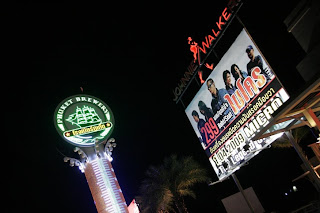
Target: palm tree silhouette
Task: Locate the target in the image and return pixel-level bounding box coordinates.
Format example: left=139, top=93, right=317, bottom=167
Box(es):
left=136, top=154, right=208, bottom=213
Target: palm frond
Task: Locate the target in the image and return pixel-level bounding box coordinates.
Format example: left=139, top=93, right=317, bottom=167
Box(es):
left=177, top=189, right=196, bottom=199
left=157, top=187, right=175, bottom=212
left=137, top=154, right=209, bottom=213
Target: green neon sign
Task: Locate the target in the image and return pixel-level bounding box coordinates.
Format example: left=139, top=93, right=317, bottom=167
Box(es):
left=54, top=95, right=115, bottom=147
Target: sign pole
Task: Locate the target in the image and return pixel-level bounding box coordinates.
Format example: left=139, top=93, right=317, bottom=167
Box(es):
left=231, top=173, right=255, bottom=212
left=54, top=94, right=129, bottom=212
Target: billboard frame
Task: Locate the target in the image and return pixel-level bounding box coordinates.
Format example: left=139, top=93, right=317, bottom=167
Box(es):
left=184, top=27, right=291, bottom=180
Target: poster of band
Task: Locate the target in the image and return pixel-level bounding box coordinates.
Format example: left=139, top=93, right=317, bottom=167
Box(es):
left=185, top=28, right=290, bottom=180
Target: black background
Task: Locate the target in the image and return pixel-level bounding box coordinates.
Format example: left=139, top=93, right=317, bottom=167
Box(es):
left=5, top=0, right=318, bottom=212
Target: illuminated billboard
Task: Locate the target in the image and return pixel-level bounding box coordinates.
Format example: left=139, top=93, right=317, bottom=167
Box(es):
left=185, top=29, right=290, bottom=180
left=54, top=94, right=114, bottom=147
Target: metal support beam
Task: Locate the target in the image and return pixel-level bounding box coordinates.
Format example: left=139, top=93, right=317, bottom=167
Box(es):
left=285, top=131, right=320, bottom=192
left=303, top=108, right=320, bottom=130
left=231, top=173, right=255, bottom=213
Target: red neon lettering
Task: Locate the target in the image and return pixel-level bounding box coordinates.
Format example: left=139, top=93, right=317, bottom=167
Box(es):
left=251, top=67, right=267, bottom=88
left=198, top=71, right=205, bottom=84
left=243, top=77, right=259, bottom=98
left=216, top=16, right=226, bottom=30
left=222, top=7, right=231, bottom=21
left=212, top=28, right=220, bottom=37
left=199, top=36, right=210, bottom=54
left=208, top=35, right=215, bottom=45
left=224, top=94, right=239, bottom=115
left=205, top=63, right=214, bottom=70
left=187, top=6, right=232, bottom=63
left=197, top=47, right=201, bottom=65
left=188, top=37, right=198, bottom=63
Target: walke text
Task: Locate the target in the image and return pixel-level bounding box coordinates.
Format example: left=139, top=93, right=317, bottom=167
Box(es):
left=198, top=7, right=231, bottom=56
left=172, top=6, right=234, bottom=102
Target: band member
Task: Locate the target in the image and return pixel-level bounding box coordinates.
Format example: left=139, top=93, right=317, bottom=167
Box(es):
left=206, top=78, right=234, bottom=129
left=222, top=70, right=236, bottom=95
left=191, top=110, right=207, bottom=147
left=246, top=45, right=271, bottom=81
left=230, top=64, right=248, bottom=88
left=198, top=100, right=214, bottom=122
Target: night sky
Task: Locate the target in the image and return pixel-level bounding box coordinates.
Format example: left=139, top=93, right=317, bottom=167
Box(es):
left=5, top=0, right=318, bottom=212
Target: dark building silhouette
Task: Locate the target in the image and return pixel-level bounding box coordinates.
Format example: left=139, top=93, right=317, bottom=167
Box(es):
left=284, top=0, right=320, bottom=82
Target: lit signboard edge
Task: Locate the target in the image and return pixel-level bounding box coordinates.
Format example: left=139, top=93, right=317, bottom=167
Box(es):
left=53, top=94, right=115, bottom=147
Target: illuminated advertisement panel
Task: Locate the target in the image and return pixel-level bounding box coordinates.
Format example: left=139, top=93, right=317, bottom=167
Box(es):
left=185, top=29, right=290, bottom=180
left=54, top=94, right=115, bottom=147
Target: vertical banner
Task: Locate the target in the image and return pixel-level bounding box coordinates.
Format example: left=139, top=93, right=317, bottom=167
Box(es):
left=185, top=28, right=290, bottom=180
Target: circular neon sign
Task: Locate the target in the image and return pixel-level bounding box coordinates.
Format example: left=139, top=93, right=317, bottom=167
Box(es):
left=54, top=94, right=115, bottom=147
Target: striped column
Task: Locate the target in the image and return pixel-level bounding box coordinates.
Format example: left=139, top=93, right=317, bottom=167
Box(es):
left=85, top=157, right=128, bottom=213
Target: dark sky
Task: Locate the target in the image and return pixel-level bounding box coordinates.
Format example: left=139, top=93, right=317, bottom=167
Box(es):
left=5, top=0, right=318, bottom=212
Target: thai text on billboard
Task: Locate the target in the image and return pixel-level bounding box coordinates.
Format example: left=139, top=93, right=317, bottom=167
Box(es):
left=185, top=28, right=290, bottom=180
